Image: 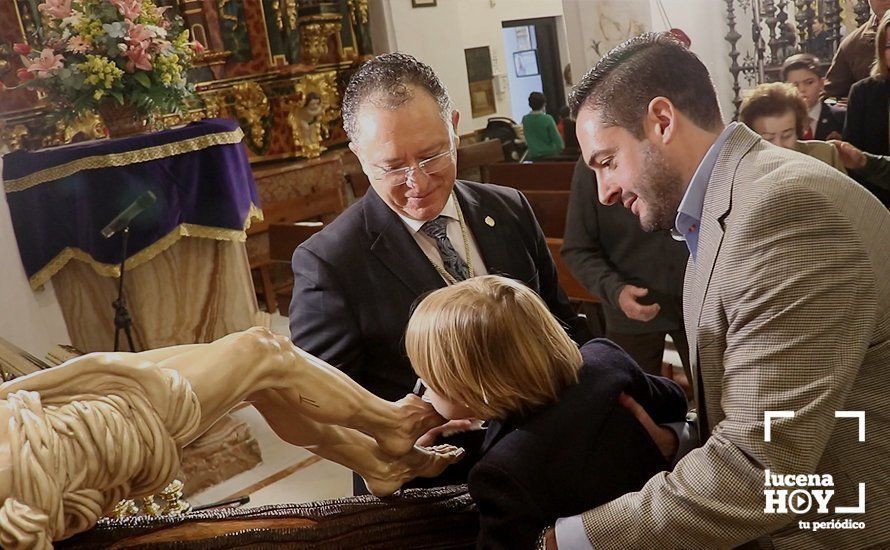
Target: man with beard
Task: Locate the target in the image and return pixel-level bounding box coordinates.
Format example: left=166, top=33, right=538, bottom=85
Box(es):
left=561, top=158, right=690, bottom=386
left=542, top=32, right=890, bottom=549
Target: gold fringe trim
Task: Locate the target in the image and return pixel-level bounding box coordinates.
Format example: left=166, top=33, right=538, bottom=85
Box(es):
left=29, top=203, right=264, bottom=290
left=6, top=128, right=246, bottom=193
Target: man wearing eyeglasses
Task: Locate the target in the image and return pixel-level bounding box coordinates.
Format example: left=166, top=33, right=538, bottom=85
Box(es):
left=288, top=53, right=589, bottom=490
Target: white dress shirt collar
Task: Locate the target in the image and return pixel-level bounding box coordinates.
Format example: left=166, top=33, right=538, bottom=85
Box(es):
left=397, top=193, right=458, bottom=234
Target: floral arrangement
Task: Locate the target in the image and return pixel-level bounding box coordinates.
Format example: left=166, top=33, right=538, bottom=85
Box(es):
left=12, top=0, right=203, bottom=119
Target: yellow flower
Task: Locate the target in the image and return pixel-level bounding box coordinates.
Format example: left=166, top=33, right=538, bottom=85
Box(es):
left=93, top=89, right=104, bottom=100
left=78, top=54, right=123, bottom=90
left=74, top=17, right=104, bottom=43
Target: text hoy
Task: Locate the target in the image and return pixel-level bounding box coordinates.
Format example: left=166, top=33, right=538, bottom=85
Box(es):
left=763, top=470, right=865, bottom=515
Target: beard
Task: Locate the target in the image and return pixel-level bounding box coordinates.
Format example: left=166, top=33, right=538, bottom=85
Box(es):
left=636, top=144, right=686, bottom=232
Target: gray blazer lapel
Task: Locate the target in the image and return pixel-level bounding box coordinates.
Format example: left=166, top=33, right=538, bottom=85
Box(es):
left=684, top=126, right=760, bottom=380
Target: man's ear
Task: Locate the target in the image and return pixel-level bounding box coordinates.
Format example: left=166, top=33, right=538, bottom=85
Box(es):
left=349, top=141, right=372, bottom=176
left=451, top=110, right=460, bottom=135
left=645, top=97, right=677, bottom=145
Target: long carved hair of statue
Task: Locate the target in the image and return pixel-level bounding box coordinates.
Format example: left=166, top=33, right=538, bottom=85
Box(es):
left=0, top=356, right=202, bottom=549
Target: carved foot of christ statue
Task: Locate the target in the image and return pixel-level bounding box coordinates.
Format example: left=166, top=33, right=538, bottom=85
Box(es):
left=0, top=327, right=463, bottom=549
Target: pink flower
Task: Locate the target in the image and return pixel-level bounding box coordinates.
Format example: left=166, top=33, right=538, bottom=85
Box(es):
left=110, top=0, right=141, bottom=21
left=37, top=0, right=72, bottom=19
left=192, top=40, right=205, bottom=54
left=66, top=36, right=90, bottom=54
left=127, top=24, right=153, bottom=45
left=125, top=44, right=152, bottom=72
left=24, top=48, right=64, bottom=78
left=13, top=43, right=31, bottom=55
left=16, top=68, right=35, bottom=82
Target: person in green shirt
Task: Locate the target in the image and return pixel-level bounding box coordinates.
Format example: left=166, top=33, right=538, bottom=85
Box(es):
left=522, top=92, right=563, bottom=160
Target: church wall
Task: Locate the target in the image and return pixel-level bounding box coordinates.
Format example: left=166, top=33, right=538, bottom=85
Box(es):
left=649, top=0, right=735, bottom=123
left=0, top=159, right=72, bottom=358
left=368, top=0, right=568, bottom=133
left=561, top=0, right=735, bottom=123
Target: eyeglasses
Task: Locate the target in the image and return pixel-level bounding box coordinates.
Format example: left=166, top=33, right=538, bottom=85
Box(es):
left=373, top=146, right=455, bottom=187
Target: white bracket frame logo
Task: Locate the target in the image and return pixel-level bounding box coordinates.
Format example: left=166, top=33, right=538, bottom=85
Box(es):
left=763, top=410, right=865, bottom=514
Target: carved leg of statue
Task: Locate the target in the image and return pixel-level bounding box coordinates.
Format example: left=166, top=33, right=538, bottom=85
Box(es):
left=150, top=327, right=448, bottom=458
left=250, top=390, right=461, bottom=496
left=0, top=327, right=462, bottom=547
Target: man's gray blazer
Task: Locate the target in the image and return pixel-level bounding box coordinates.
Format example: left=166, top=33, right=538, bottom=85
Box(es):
left=579, top=124, right=890, bottom=549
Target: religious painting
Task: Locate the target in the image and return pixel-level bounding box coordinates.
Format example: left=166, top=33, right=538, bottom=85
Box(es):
left=513, top=50, right=539, bottom=77
left=514, top=26, right=532, bottom=50
left=465, top=46, right=496, bottom=117
left=574, top=0, right=650, bottom=68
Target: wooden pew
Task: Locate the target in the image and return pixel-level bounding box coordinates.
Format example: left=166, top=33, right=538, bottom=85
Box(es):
left=457, top=139, right=504, bottom=182
left=268, top=221, right=327, bottom=315
left=522, top=190, right=570, bottom=239
left=247, top=185, right=346, bottom=313
left=546, top=238, right=599, bottom=304
left=485, top=161, right=576, bottom=191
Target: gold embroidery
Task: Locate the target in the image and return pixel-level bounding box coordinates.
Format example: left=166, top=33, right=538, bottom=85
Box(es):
left=28, top=203, right=264, bottom=290
left=5, top=128, right=246, bottom=193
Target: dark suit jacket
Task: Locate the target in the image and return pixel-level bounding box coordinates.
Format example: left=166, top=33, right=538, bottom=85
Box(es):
left=289, top=180, right=590, bottom=401
left=561, top=159, right=688, bottom=334
left=842, top=76, right=890, bottom=206
left=824, top=16, right=877, bottom=99
left=814, top=101, right=845, bottom=141
left=468, top=339, right=687, bottom=550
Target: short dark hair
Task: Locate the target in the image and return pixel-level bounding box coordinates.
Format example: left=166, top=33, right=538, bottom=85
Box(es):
left=528, top=91, right=546, bottom=110
left=739, top=82, right=809, bottom=138
left=782, top=53, right=824, bottom=80
left=342, top=52, right=453, bottom=140
left=568, top=32, right=722, bottom=137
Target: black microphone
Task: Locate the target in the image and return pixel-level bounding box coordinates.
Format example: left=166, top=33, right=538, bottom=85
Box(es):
left=101, top=191, right=156, bottom=238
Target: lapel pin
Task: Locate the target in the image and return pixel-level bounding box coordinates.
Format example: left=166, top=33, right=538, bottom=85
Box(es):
left=484, top=216, right=495, bottom=227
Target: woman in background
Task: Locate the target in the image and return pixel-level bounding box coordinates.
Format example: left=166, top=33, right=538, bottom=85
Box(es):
left=739, top=82, right=846, bottom=173
left=406, top=275, right=687, bottom=549
left=521, top=91, right=563, bottom=161
left=843, top=10, right=890, bottom=206
left=844, top=10, right=890, bottom=158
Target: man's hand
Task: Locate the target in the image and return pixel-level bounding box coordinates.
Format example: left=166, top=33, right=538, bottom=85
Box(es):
left=617, top=285, right=660, bottom=322
left=417, top=418, right=482, bottom=446
left=829, top=139, right=867, bottom=170
left=619, top=392, right=678, bottom=461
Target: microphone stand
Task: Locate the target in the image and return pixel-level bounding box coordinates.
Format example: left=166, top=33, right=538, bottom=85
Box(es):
left=112, top=227, right=137, bottom=352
